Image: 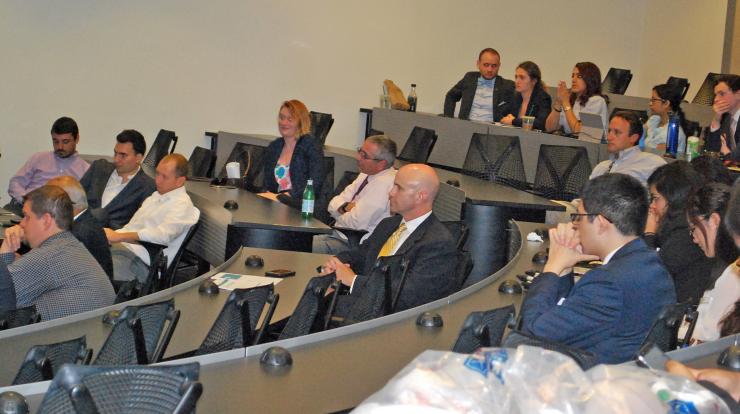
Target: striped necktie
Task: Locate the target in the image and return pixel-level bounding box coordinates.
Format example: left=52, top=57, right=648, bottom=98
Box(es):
left=378, top=222, right=407, bottom=258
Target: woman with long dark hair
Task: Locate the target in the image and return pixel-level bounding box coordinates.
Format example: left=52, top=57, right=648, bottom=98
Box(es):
left=644, top=84, right=688, bottom=153
left=644, top=161, right=714, bottom=303
left=500, top=61, right=552, bottom=131
left=686, top=183, right=739, bottom=342
left=545, top=61, right=608, bottom=135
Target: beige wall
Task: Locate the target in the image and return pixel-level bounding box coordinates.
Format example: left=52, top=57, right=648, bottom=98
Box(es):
left=731, top=0, right=740, bottom=73
left=0, top=0, right=729, bottom=195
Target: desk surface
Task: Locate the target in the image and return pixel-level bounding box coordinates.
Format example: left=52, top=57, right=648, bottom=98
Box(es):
left=186, top=180, right=331, bottom=234
left=0, top=247, right=328, bottom=386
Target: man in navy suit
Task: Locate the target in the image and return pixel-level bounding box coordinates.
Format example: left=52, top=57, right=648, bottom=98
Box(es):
left=80, top=130, right=155, bottom=229
left=706, top=74, right=740, bottom=161
left=443, top=48, right=515, bottom=122
left=520, top=173, right=676, bottom=364
left=321, top=164, right=457, bottom=314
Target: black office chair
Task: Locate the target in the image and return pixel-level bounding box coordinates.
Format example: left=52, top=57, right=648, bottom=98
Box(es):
left=366, top=128, right=384, bottom=138
left=194, top=284, right=279, bottom=355
left=12, top=336, right=92, bottom=385
left=314, top=157, right=335, bottom=224
left=94, top=299, right=180, bottom=365
left=692, top=72, right=726, bottom=105
left=142, top=129, right=178, bottom=171
left=310, top=111, right=335, bottom=145
left=454, top=250, right=474, bottom=290
left=532, top=144, right=592, bottom=202
left=187, top=146, right=217, bottom=178
left=452, top=304, right=515, bottom=353
left=337, top=254, right=409, bottom=326
left=462, top=133, right=528, bottom=191
left=36, top=363, right=202, bottom=414
left=441, top=221, right=469, bottom=251
left=666, top=76, right=690, bottom=100
left=278, top=274, right=336, bottom=340
left=639, top=302, right=691, bottom=353
left=219, top=142, right=267, bottom=192
left=504, top=331, right=599, bottom=370
left=0, top=305, right=41, bottom=330
left=601, top=67, right=632, bottom=95
left=397, top=126, right=438, bottom=164
left=609, top=107, right=649, bottom=124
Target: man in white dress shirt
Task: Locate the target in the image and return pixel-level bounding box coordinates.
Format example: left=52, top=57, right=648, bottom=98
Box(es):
left=105, top=153, right=199, bottom=282
left=590, top=111, right=666, bottom=186
left=313, top=135, right=398, bottom=254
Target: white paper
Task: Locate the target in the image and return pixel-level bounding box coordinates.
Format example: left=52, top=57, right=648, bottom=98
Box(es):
left=210, top=272, right=282, bottom=291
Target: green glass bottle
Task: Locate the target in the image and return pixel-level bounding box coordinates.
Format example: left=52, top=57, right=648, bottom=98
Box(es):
left=301, top=179, right=315, bottom=219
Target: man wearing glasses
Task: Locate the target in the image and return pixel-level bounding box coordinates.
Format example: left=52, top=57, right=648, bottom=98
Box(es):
left=519, top=173, right=676, bottom=364
left=313, top=135, right=398, bottom=254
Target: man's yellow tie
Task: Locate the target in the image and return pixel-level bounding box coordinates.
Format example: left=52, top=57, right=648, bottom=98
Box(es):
left=378, top=222, right=407, bottom=258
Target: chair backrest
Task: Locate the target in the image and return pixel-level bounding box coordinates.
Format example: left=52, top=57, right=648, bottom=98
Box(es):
left=310, top=111, right=334, bottom=145
left=454, top=250, right=474, bottom=290
left=640, top=302, right=690, bottom=353
left=162, top=221, right=201, bottom=290
left=397, top=126, right=438, bottom=163
left=601, top=68, right=632, bottom=95
left=142, top=129, right=178, bottom=171
left=504, top=331, right=599, bottom=370
left=609, top=107, right=649, bottom=124
left=366, top=128, right=384, bottom=138
left=532, top=144, right=593, bottom=201
left=278, top=274, right=336, bottom=340
left=433, top=182, right=466, bottom=222
left=136, top=242, right=167, bottom=297
left=666, top=76, right=690, bottom=100
left=195, top=284, right=278, bottom=355
left=441, top=221, right=469, bottom=251
left=13, top=336, right=91, bottom=385
left=462, top=133, right=528, bottom=190
left=218, top=142, right=267, bottom=192
left=94, top=299, right=180, bottom=365
left=452, top=304, right=515, bottom=353
left=314, top=157, right=335, bottom=225
left=187, top=146, right=216, bottom=178
left=0, top=305, right=41, bottom=330
left=342, top=254, right=409, bottom=324
left=37, top=363, right=202, bottom=414
left=692, top=72, right=726, bottom=105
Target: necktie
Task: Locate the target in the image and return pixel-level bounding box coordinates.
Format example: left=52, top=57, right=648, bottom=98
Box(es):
left=378, top=222, right=407, bottom=258
left=350, top=177, right=369, bottom=201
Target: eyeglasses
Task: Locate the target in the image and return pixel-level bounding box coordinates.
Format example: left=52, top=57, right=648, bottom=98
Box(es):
left=570, top=213, right=612, bottom=223
left=649, top=193, right=663, bottom=204
left=649, top=98, right=667, bottom=104
left=356, top=148, right=382, bottom=161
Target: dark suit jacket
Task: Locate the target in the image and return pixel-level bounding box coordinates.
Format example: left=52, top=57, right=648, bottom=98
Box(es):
left=80, top=159, right=156, bottom=230
left=520, top=238, right=676, bottom=364
left=336, top=213, right=457, bottom=313
left=643, top=213, right=714, bottom=304
left=72, top=210, right=114, bottom=279
left=706, top=112, right=740, bottom=161
left=262, top=134, right=325, bottom=203
left=508, top=87, right=552, bottom=131
left=443, top=72, right=515, bottom=122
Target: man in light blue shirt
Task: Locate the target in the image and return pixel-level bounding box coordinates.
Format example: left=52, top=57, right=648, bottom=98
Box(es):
left=443, top=48, right=515, bottom=122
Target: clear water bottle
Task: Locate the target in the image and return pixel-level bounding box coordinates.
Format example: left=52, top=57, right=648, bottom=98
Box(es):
left=407, top=84, right=417, bottom=112
left=665, top=112, right=679, bottom=158
left=301, top=179, right=315, bottom=219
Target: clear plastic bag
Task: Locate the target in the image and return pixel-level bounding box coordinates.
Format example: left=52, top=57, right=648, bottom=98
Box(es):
left=353, top=346, right=731, bottom=414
